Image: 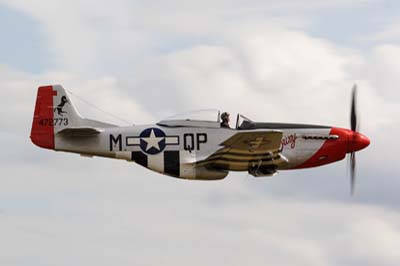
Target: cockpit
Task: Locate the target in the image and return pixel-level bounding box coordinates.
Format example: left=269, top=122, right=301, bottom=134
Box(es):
left=157, top=109, right=254, bottom=129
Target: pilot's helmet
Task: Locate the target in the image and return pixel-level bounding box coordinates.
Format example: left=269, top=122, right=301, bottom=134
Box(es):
left=221, top=112, right=230, bottom=121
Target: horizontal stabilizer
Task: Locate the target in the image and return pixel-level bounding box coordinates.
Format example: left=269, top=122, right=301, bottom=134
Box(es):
left=57, top=127, right=102, bottom=137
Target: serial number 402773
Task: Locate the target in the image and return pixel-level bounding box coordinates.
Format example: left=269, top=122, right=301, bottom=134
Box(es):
left=39, top=118, right=69, bottom=126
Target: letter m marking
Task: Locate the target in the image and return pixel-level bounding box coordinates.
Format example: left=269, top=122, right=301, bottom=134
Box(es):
left=110, top=134, right=122, bottom=151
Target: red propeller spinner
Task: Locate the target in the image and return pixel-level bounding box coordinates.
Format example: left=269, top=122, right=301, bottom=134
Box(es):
left=347, top=131, right=370, bottom=153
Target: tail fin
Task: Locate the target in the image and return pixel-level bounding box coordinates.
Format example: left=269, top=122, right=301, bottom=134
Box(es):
left=30, top=85, right=83, bottom=149
left=31, top=85, right=118, bottom=150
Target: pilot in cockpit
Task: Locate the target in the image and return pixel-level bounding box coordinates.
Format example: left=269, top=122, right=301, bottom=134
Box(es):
left=220, top=112, right=230, bottom=128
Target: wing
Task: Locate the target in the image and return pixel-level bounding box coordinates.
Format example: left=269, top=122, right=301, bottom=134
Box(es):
left=196, top=131, right=287, bottom=171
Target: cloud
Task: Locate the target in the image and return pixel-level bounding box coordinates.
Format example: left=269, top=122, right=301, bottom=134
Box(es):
left=0, top=1, right=400, bottom=265
left=361, top=44, right=400, bottom=102
left=0, top=64, right=153, bottom=133
left=0, top=0, right=397, bottom=211
left=370, top=19, right=400, bottom=43
left=0, top=0, right=376, bottom=74
left=1, top=162, right=400, bottom=266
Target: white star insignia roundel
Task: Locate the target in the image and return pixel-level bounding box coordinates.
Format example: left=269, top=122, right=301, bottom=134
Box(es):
left=139, top=128, right=166, bottom=154
left=142, top=129, right=164, bottom=152
left=127, top=128, right=179, bottom=155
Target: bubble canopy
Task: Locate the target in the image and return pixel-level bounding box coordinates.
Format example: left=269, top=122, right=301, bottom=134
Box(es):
left=157, top=109, right=222, bottom=128
left=163, top=109, right=221, bottom=122
left=157, top=109, right=254, bottom=129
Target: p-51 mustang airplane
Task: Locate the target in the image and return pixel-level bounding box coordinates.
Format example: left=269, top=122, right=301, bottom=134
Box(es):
left=31, top=85, right=370, bottom=194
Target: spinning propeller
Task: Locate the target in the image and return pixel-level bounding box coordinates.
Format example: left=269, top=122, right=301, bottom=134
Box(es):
left=348, top=84, right=369, bottom=196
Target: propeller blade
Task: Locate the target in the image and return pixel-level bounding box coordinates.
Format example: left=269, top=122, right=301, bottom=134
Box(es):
left=350, top=84, right=357, bottom=132
left=350, top=152, right=356, bottom=196
left=349, top=84, right=359, bottom=196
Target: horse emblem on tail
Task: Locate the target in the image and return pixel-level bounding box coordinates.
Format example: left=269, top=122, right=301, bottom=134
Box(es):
left=54, top=96, right=68, bottom=116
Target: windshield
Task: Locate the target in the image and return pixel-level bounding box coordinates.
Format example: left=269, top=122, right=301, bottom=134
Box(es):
left=162, top=109, right=221, bottom=122
left=236, top=114, right=253, bottom=129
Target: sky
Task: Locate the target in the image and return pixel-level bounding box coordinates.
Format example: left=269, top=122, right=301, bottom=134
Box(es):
left=0, top=0, right=400, bottom=265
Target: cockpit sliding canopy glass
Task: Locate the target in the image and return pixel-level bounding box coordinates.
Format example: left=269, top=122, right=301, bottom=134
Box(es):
left=157, top=109, right=254, bottom=129
left=163, top=109, right=221, bottom=122
left=157, top=109, right=222, bottom=128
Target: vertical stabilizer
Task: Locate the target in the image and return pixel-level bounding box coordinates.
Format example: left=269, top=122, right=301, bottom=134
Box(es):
left=30, top=85, right=82, bottom=149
